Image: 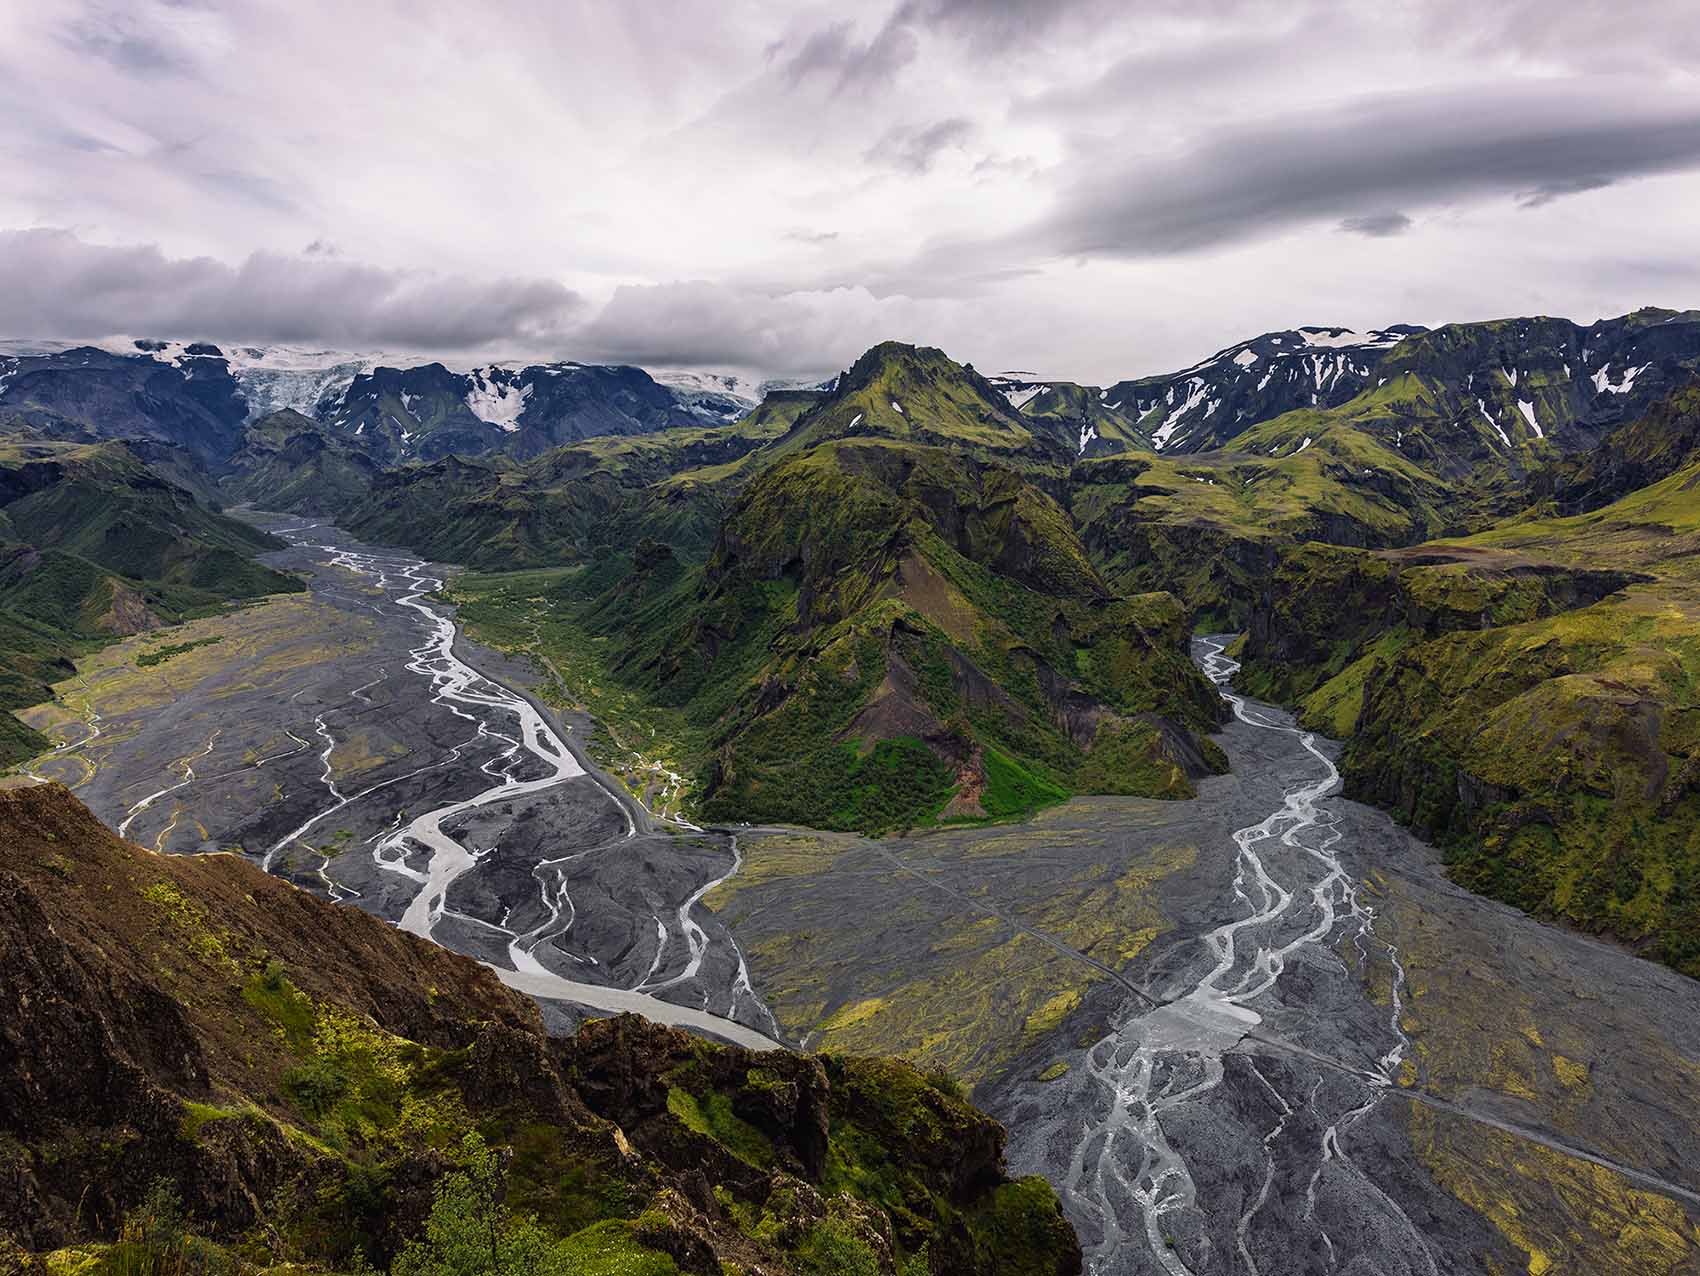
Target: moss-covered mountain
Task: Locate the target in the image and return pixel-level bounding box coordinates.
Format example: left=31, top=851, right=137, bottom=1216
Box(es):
left=0, top=440, right=299, bottom=765
left=765, top=343, right=1083, bottom=468
left=1531, top=378, right=1700, bottom=514
left=1111, top=309, right=1700, bottom=459
left=1068, top=311, right=1700, bottom=626
left=219, top=409, right=382, bottom=515
left=988, top=377, right=1156, bottom=457
left=1235, top=383, right=1700, bottom=977
left=470, top=415, right=1225, bottom=833
left=345, top=397, right=819, bottom=568
left=1098, top=325, right=1423, bottom=454
left=0, top=782, right=1081, bottom=1276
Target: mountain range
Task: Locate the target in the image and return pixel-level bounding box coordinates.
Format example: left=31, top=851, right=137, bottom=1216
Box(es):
left=6, top=306, right=1700, bottom=1273
left=7, top=309, right=1700, bottom=837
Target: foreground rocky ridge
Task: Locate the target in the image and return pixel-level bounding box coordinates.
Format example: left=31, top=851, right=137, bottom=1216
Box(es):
left=0, top=782, right=1080, bottom=1275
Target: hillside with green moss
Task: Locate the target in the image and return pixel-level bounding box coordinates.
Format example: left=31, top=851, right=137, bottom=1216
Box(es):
left=451, top=423, right=1225, bottom=834
left=764, top=343, right=1072, bottom=468
left=999, top=379, right=1154, bottom=457
left=0, top=782, right=1080, bottom=1276
left=1236, top=384, right=1700, bottom=976
left=0, top=440, right=301, bottom=765
left=1065, top=316, right=1700, bottom=626
left=219, top=409, right=382, bottom=515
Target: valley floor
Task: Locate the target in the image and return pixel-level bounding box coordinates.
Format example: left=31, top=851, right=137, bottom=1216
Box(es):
left=13, top=515, right=781, bottom=1048
left=10, top=522, right=1700, bottom=1274
left=722, top=642, right=1700, bottom=1275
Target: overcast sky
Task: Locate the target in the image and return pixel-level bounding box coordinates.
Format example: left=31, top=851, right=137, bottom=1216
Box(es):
left=3, top=0, right=1699, bottom=381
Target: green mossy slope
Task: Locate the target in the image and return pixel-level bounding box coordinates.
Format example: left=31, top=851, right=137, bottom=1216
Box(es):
left=451, top=435, right=1224, bottom=834
left=0, top=441, right=300, bottom=766
left=1239, top=389, right=1700, bottom=976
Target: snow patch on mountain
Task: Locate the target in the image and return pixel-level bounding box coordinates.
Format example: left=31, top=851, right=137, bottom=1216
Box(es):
left=1517, top=399, right=1542, bottom=438
left=465, top=368, right=532, bottom=432
left=1592, top=363, right=1648, bottom=395
left=1294, top=327, right=1409, bottom=350
left=1002, top=384, right=1047, bottom=409
left=218, top=346, right=382, bottom=421
left=1478, top=399, right=1510, bottom=447
left=646, top=368, right=764, bottom=406
left=1152, top=377, right=1210, bottom=450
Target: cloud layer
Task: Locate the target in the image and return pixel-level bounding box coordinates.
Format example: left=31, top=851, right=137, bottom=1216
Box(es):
left=1024, top=85, right=1700, bottom=258
left=2, top=1, right=1699, bottom=379
left=0, top=230, right=584, bottom=350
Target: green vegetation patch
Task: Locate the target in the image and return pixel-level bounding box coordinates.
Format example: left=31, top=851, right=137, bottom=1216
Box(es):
left=135, top=636, right=223, bottom=667
left=665, top=1085, right=775, bottom=1169
left=978, top=746, right=1069, bottom=820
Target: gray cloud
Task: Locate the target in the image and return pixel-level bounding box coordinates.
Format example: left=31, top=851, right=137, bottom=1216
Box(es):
left=1340, top=212, right=1413, bottom=238
left=897, top=0, right=1155, bottom=51
left=0, top=228, right=585, bottom=350
left=1028, top=85, right=1700, bottom=258
left=867, top=117, right=976, bottom=173
left=778, top=18, right=918, bottom=90
left=576, top=279, right=961, bottom=376
left=61, top=22, right=187, bottom=76
left=6, top=1, right=1700, bottom=382
left=784, top=228, right=841, bottom=245
left=775, top=0, right=1122, bottom=95
left=1516, top=176, right=1614, bottom=208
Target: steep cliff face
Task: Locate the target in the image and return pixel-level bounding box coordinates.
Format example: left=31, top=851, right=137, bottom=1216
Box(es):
left=0, top=783, right=1080, bottom=1275
left=1236, top=543, right=1646, bottom=718
left=1533, top=379, right=1700, bottom=514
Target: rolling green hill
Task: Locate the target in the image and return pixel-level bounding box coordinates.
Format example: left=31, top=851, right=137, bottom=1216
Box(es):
left=0, top=440, right=300, bottom=764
